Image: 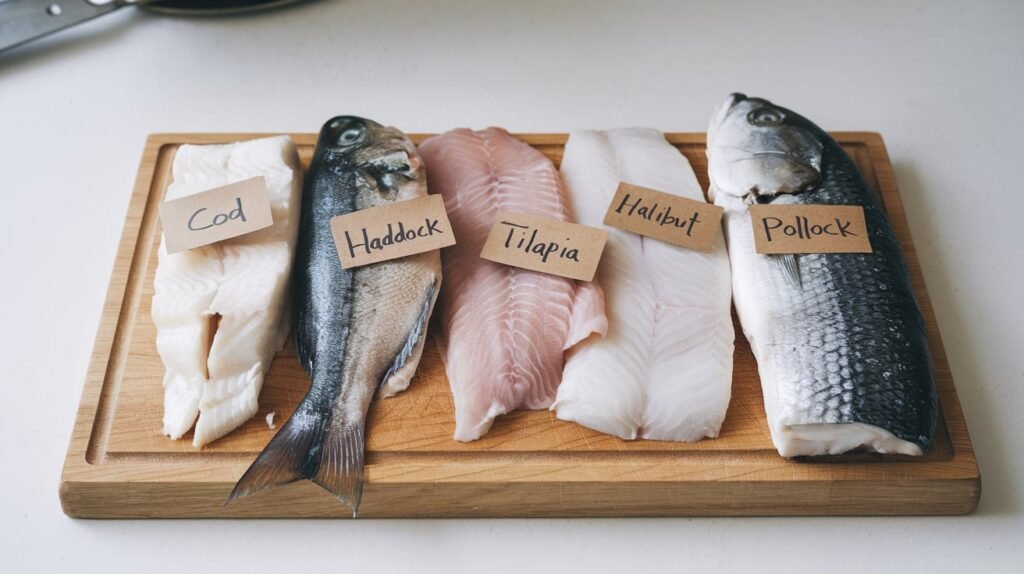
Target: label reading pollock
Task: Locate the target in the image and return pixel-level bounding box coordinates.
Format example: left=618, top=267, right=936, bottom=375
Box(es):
left=158, top=176, right=274, bottom=254
left=330, top=194, right=456, bottom=269
left=603, top=182, right=724, bottom=252
left=479, top=211, right=608, bottom=282
left=750, top=204, right=872, bottom=254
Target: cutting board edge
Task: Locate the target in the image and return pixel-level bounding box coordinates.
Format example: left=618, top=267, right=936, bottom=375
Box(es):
left=60, top=474, right=981, bottom=518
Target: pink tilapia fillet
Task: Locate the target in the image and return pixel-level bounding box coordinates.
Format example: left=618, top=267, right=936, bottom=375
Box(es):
left=419, top=128, right=607, bottom=442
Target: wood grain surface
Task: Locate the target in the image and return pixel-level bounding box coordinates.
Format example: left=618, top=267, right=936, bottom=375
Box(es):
left=59, top=132, right=980, bottom=518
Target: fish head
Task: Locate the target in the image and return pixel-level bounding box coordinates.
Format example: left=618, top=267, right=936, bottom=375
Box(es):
left=706, top=93, right=824, bottom=202
left=317, top=116, right=425, bottom=206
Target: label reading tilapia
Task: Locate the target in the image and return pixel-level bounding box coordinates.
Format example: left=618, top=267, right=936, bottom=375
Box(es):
left=479, top=211, right=608, bottom=282
left=329, top=194, right=456, bottom=269
left=603, top=182, right=724, bottom=252
left=158, top=176, right=274, bottom=254
left=750, top=204, right=873, bottom=254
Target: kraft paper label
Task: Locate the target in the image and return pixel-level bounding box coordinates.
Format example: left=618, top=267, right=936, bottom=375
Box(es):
left=750, top=204, right=873, bottom=254
left=603, top=182, right=723, bottom=252
left=330, top=194, right=455, bottom=269
left=159, top=176, right=274, bottom=254
left=479, top=211, right=608, bottom=282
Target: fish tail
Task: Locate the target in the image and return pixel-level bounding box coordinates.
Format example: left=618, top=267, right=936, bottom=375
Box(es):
left=225, top=408, right=326, bottom=506
left=225, top=404, right=369, bottom=515
left=311, top=422, right=366, bottom=516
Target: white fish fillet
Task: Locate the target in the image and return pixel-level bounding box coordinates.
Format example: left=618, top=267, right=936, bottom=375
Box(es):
left=152, top=135, right=302, bottom=447
left=553, top=129, right=734, bottom=441
left=419, top=128, right=607, bottom=442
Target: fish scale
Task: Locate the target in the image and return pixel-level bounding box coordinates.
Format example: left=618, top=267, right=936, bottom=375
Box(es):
left=709, top=93, right=936, bottom=456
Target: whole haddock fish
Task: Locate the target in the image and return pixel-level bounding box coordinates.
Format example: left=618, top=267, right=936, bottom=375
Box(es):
left=706, top=93, right=937, bottom=457
left=229, top=117, right=441, bottom=513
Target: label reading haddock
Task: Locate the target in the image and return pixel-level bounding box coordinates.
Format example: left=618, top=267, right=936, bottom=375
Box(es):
left=603, top=182, right=724, bottom=252
left=750, top=204, right=873, bottom=254
left=158, top=176, right=274, bottom=254
left=479, top=211, right=608, bottom=282
left=330, top=194, right=455, bottom=269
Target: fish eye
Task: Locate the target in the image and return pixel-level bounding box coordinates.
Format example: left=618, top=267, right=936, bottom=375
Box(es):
left=748, top=107, right=785, bottom=127
left=337, top=128, right=363, bottom=145
left=327, top=118, right=367, bottom=147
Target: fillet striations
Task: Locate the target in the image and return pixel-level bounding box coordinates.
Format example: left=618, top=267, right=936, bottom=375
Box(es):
left=554, top=129, right=734, bottom=441
left=419, top=128, right=607, bottom=441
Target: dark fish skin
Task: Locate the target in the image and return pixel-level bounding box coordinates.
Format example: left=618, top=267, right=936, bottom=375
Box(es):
left=776, top=127, right=936, bottom=450
left=710, top=94, right=937, bottom=454
left=227, top=117, right=440, bottom=513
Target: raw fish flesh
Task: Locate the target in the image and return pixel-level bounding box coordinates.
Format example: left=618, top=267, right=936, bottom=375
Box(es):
left=419, top=128, right=607, bottom=442
left=152, top=135, right=302, bottom=447
left=553, top=128, right=734, bottom=441
left=706, top=93, right=937, bottom=456
left=230, top=117, right=441, bottom=514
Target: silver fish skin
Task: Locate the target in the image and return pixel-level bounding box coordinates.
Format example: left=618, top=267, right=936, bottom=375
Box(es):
left=707, top=94, right=937, bottom=457
left=228, top=117, right=441, bottom=513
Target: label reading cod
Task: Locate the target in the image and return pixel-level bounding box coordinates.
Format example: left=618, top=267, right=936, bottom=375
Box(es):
left=330, top=194, right=456, bottom=269
left=159, top=176, right=274, bottom=254
left=750, top=204, right=872, bottom=254
left=479, top=211, right=608, bottom=282
left=603, top=182, right=723, bottom=252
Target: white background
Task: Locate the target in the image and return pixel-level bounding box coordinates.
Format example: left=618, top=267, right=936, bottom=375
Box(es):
left=1, top=1, right=1021, bottom=572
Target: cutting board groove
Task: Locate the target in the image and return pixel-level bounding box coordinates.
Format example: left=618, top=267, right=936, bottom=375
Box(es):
left=60, top=132, right=980, bottom=518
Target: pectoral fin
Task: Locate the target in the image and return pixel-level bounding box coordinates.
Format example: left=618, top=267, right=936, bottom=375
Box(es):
left=378, top=276, right=440, bottom=398
left=773, top=253, right=803, bottom=290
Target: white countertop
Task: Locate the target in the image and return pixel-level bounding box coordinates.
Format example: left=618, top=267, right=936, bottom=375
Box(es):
left=1, top=1, right=1021, bottom=571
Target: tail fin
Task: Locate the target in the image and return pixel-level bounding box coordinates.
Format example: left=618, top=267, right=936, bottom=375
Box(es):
left=312, top=423, right=366, bottom=516
left=226, top=409, right=326, bottom=505
left=226, top=408, right=369, bottom=516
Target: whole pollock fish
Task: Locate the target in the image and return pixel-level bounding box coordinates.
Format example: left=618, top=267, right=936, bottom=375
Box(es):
left=229, top=117, right=441, bottom=513
left=707, top=94, right=937, bottom=457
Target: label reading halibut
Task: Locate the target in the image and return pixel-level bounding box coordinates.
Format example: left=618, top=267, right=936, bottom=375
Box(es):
left=330, top=194, right=456, bottom=269
left=159, top=176, right=274, bottom=254
left=480, top=211, right=608, bottom=282
left=603, top=182, right=724, bottom=252
left=750, top=204, right=872, bottom=254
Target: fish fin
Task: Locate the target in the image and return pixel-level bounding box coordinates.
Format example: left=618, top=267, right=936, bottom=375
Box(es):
left=773, top=254, right=803, bottom=290
left=292, top=306, right=315, bottom=377
left=225, top=408, right=325, bottom=506
left=380, top=277, right=438, bottom=390
left=311, top=423, right=366, bottom=517
left=310, top=278, right=439, bottom=514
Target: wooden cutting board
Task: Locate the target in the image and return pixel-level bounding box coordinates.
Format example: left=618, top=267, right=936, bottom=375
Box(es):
left=59, top=132, right=980, bottom=518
